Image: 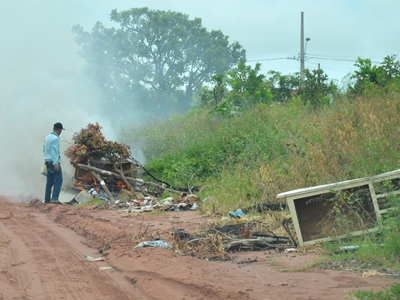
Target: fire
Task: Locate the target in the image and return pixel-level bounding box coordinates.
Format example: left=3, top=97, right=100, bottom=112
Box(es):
left=116, top=181, right=126, bottom=189
left=90, top=178, right=101, bottom=193
left=74, top=181, right=85, bottom=191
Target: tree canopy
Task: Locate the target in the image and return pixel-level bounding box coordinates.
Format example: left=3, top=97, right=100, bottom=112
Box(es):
left=72, top=7, right=246, bottom=119
left=350, top=54, right=400, bottom=94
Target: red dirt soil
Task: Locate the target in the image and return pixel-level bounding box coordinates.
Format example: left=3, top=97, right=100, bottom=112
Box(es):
left=0, top=196, right=397, bottom=300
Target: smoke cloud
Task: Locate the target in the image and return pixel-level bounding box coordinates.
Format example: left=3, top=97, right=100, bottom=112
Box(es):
left=0, top=1, right=118, bottom=200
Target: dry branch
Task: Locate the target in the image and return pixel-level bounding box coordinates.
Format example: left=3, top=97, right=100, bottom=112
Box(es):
left=88, top=162, right=115, bottom=204
left=113, top=162, right=134, bottom=192
left=73, top=162, right=184, bottom=195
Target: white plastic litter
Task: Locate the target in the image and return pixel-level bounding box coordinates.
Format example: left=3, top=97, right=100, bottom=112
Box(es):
left=84, top=254, right=105, bottom=262
left=284, top=248, right=297, bottom=253
left=135, top=241, right=172, bottom=248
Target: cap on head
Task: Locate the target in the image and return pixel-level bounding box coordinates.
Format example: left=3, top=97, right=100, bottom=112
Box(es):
left=53, top=122, right=65, bottom=130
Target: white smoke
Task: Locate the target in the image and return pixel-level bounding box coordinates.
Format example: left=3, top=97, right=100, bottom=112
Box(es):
left=0, top=1, right=117, bottom=200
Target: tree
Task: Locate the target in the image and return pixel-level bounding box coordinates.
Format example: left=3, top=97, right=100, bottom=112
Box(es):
left=349, top=55, right=400, bottom=95
left=200, top=74, right=226, bottom=107
left=300, top=68, right=337, bottom=108
left=200, top=62, right=273, bottom=117
left=267, top=71, right=300, bottom=102
left=225, top=61, right=272, bottom=108
left=72, top=7, right=246, bottom=119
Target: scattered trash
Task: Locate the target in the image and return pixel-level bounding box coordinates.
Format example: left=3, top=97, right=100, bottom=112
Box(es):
left=84, top=254, right=105, bottom=262
left=99, top=267, right=113, bottom=271
left=362, top=270, right=384, bottom=277
left=339, top=245, right=359, bottom=252
left=140, top=205, right=153, bottom=212
left=237, top=259, right=258, bottom=265
left=160, top=196, right=174, bottom=202
left=88, top=188, right=98, bottom=196
left=190, top=203, right=199, bottom=210
left=135, top=240, right=172, bottom=248
left=75, top=190, right=94, bottom=204
left=284, top=248, right=297, bottom=253
left=228, top=208, right=246, bottom=219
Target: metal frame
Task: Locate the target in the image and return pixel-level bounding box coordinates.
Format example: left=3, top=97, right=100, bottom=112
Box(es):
left=277, top=169, right=400, bottom=245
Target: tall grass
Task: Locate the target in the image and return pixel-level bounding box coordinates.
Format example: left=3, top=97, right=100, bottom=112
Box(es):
left=122, top=83, right=400, bottom=213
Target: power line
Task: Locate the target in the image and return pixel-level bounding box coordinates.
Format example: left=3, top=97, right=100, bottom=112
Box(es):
left=307, top=56, right=357, bottom=63
left=307, top=55, right=381, bottom=64
left=249, top=55, right=382, bottom=64
left=247, top=57, right=297, bottom=62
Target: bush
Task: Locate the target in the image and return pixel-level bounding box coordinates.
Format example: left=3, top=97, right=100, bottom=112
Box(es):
left=121, top=81, right=400, bottom=213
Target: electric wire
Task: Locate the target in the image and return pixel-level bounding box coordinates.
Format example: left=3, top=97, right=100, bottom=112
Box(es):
left=249, top=55, right=382, bottom=64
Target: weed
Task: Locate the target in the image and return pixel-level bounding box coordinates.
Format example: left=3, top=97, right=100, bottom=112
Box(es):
left=345, top=283, right=400, bottom=300
left=122, top=76, right=400, bottom=271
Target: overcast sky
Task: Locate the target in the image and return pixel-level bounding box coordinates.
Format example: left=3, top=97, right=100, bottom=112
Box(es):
left=76, top=0, right=399, bottom=83
left=0, top=0, right=398, bottom=198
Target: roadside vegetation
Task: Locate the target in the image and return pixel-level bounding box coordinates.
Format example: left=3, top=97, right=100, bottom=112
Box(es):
left=123, top=58, right=400, bottom=214
left=73, top=7, right=400, bottom=296
left=121, top=56, right=400, bottom=296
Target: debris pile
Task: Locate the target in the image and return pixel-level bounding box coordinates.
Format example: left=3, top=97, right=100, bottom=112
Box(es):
left=171, top=219, right=295, bottom=260
left=64, top=123, right=187, bottom=205
left=114, top=192, right=200, bottom=213
left=60, top=123, right=296, bottom=260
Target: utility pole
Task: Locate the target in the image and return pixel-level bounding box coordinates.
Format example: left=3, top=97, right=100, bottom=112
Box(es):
left=300, top=12, right=310, bottom=83
left=300, top=12, right=305, bottom=82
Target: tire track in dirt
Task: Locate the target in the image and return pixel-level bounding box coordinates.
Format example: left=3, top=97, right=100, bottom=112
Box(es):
left=0, top=201, right=136, bottom=300
left=36, top=201, right=248, bottom=300
left=124, top=269, right=234, bottom=300
left=2, top=198, right=398, bottom=300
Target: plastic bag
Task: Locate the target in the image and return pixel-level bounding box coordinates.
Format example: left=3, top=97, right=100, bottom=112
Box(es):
left=40, top=164, right=47, bottom=176
left=84, top=254, right=105, bottom=261
left=135, top=241, right=172, bottom=248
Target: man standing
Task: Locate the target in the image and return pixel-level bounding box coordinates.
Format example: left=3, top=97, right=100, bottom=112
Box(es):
left=43, top=122, right=65, bottom=203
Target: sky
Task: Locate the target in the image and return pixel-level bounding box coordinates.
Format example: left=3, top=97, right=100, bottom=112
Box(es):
left=77, top=0, right=399, bottom=84
left=0, top=0, right=398, bottom=199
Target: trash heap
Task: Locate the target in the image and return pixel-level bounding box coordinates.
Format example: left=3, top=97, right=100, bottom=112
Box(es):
left=63, top=123, right=297, bottom=260
left=170, top=218, right=295, bottom=261
left=65, top=123, right=188, bottom=206
left=113, top=192, right=200, bottom=213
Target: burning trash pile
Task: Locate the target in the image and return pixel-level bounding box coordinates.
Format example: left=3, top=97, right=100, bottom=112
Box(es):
left=64, top=123, right=197, bottom=211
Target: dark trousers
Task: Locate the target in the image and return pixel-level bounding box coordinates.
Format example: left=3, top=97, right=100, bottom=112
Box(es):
left=44, top=162, right=63, bottom=203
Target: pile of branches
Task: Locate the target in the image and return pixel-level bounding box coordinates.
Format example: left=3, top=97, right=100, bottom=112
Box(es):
left=65, top=123, right=183, bottom=203
left=171, top=222, right=294, bottom=261
left=65, top=123, right=130, bottom=163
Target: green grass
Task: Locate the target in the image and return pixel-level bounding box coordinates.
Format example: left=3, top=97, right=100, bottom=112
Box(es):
left=120, top=79, right=400, bottom=280
left=123, top=85, right=400, bottom=212
left=345, top=283, right=400, bottom=300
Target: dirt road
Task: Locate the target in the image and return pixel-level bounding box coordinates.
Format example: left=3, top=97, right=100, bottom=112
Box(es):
left=0, top=196, right=397, bottom=300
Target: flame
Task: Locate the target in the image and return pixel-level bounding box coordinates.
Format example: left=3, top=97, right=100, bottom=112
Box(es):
left=92, top=178, right=101, bottom=193
left=74, top=181, right=84, bottom=191
left=116, top=181, right=126, bottom=189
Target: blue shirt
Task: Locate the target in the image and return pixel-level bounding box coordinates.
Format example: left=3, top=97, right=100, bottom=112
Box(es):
left=43, top=132, right=61, bottom=166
